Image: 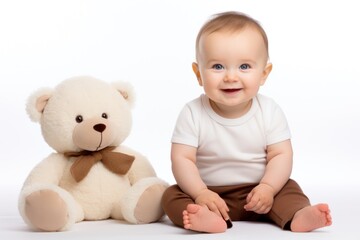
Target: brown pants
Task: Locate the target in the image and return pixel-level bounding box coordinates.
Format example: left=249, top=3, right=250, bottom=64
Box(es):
left=161, top=179, right=310, bottom=230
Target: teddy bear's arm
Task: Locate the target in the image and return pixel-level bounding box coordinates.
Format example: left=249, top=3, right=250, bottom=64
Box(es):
left=127, top=153, right=157, bottom=184
left=115, top=146, right=157, bottom=185
left=21, top=153, right=67, bottom=187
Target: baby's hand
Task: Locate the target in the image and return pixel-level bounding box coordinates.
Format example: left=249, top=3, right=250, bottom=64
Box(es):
left=244, top=183, right=275, bottom=214
left=194, top=189, right=230, bottom=221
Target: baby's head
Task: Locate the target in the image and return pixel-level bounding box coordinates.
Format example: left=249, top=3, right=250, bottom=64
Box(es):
left=195, top=11, right=269, bottom=62
left=192, top=12, right=273, bottom=115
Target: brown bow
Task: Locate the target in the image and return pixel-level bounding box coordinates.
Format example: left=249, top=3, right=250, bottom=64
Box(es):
left=64, top=146, right=135, bottom=182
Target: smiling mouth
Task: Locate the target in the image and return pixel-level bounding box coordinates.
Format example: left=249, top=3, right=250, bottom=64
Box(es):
left=222, top=88, right=242, bottom=93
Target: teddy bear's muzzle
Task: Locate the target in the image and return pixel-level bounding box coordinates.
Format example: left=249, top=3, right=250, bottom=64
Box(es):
left=73, top=118, right=116, bottom=151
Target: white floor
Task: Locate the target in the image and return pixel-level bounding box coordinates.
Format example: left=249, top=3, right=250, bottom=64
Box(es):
left=1, top=184, right=359, bottom=240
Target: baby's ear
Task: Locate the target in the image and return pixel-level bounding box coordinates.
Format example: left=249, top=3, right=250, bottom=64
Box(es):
left=112, top=81, right=136, bottom=108
left=26, top=88, right=53, bottom=122
left=260, top=63, right=273, bottom=85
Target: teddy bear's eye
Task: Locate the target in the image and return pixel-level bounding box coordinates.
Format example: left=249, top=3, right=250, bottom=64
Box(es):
left=102, top=113, right=108, bottom=119
left=75, top=115, right=83, bottom=123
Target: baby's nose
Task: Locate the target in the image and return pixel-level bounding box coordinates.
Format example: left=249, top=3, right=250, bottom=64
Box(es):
left=224, top=69, right=239, bottom=81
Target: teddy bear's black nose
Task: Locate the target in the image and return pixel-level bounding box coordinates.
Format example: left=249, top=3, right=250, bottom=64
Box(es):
left=93, top=123, right=106, bottom=133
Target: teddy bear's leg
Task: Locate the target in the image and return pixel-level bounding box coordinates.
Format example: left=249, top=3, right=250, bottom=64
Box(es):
left=120, top=177, right=168, bottom=224
left=133, top=183, right=167, bottom=223
left=25, top=189, right=68, bottom=231
left=20, top=185, right=83, bottom=232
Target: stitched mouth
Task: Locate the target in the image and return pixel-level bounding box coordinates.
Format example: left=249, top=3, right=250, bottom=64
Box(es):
left=95, top=133, right=103, bottom=151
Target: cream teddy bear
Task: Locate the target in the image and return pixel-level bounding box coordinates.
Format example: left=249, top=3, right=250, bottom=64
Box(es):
left=18, top=76, right=168, bottom=231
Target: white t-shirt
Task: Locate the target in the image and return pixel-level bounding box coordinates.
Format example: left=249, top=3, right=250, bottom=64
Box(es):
left=171, top=94, right=291, bottom=186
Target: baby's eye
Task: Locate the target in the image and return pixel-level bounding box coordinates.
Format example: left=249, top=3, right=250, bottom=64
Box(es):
left=239, top=64, right=250, bottom=70
left=212, top=64, right=224, bottom=70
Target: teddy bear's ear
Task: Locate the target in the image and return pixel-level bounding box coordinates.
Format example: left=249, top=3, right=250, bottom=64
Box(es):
left=112, top=81, right=136, bottom=108
left=26, top=88, right=54, bottom=122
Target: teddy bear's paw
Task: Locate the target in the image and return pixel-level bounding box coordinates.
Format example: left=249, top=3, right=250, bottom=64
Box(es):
left=133, top=183, right=167, bottom=224
left=25, top=189, right=68, bottom=231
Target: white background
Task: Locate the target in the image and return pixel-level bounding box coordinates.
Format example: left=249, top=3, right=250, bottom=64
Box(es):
left=1, top=0, right=359, bottom=219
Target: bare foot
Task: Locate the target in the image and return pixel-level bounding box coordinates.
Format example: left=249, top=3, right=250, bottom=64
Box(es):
left=182, top=204, right=227, bottom=233
left=291, top=203, right=332, bottom=232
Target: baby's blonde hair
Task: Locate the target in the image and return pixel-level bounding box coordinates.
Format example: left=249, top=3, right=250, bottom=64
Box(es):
left=195, top=11, right=269, bottom=60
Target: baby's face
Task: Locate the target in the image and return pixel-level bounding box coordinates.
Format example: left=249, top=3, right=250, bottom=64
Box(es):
left=195, top=27, right=271, bottom=115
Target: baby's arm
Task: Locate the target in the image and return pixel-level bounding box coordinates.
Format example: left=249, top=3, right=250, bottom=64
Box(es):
left=171, top=143, right=230, bottom=220
left=244, top=139, right=293, bottom=214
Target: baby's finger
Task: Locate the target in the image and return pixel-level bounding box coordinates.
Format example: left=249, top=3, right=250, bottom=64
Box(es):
left=260, top=206, right=271, bottom=214
left=219, top=207, right=230, bottom=221
left=246, top=191, right=253, bottom=203
left=254, top=203, right=270, bottom=214
left=244, top=198, right=260, bottom=211
left=206, top=202, right=221, bottom=217
left=252, top=202, right=265, bottom=213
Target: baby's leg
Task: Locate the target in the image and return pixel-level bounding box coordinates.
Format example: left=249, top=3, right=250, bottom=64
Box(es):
left=290, top=203, right=332, bottom=232
left=183, top=204, right=227, bottom=233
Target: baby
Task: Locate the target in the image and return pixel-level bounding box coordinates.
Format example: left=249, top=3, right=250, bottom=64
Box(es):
left=161, top=11, right=332, bottom=233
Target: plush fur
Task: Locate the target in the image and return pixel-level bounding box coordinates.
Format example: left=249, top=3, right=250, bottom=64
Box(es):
left=19, top=76, right=168, bottom=231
